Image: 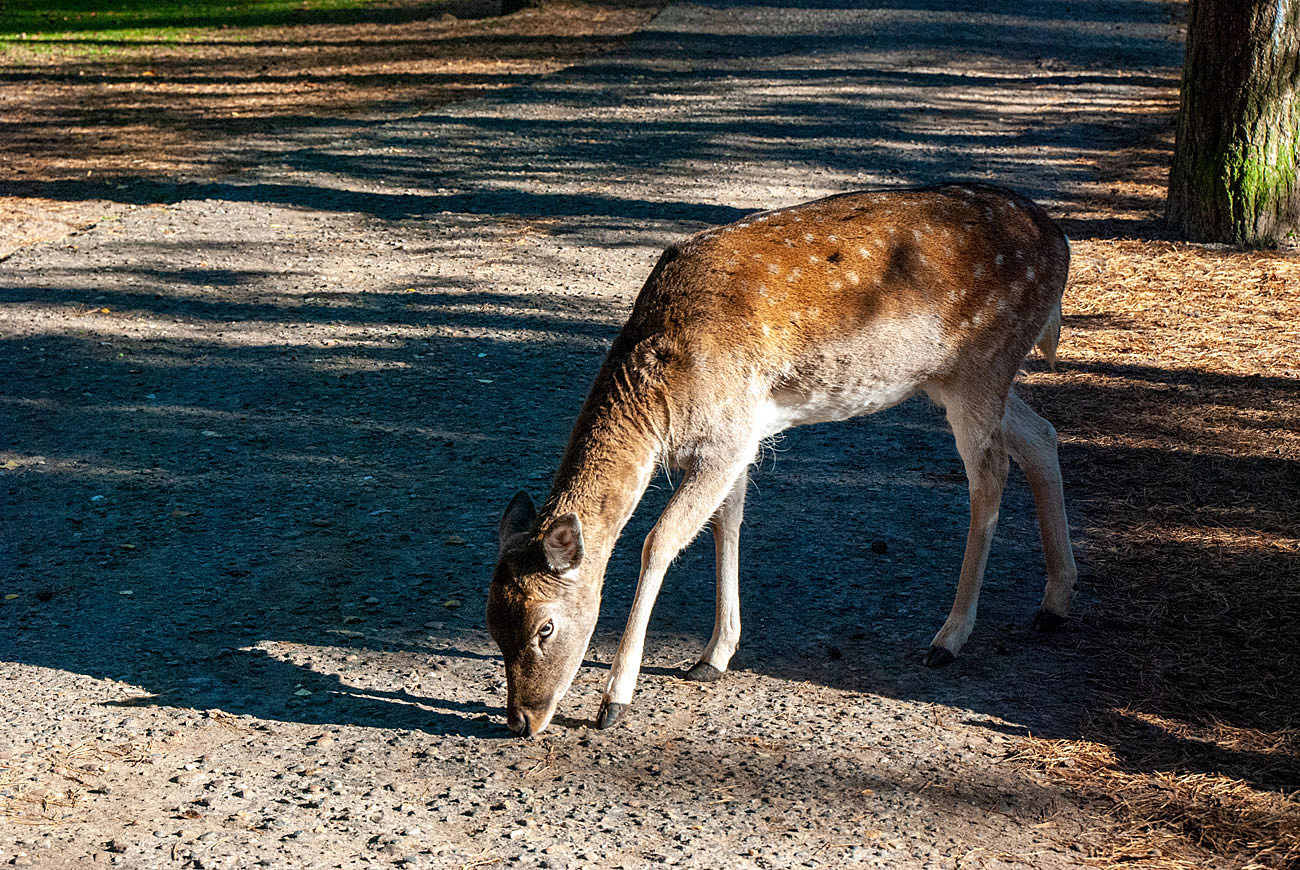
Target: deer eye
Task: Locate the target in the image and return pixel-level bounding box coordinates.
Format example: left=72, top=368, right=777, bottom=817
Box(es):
left=537, top=620, right=555, bottom=639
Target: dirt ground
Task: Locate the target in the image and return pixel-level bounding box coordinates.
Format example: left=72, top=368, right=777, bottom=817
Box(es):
left=0, top=0, right=660, bottom=258
left=2, top=0, right=1299, bottom=869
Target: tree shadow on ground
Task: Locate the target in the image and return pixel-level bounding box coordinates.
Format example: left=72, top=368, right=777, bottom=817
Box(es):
left=7, top=0, right=1291, bottom=817
left=4, top=0, right=1180, bottom=244
left=3, top=246, right=1295, bottom=789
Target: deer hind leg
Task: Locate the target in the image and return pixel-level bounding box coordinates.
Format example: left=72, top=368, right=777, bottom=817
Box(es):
left=1001, top=389, right=1077, bottom=629
left=685, top=468, right=748, bottom=682
left=598, top=450, right=754, bottom=728
left=924, top=390, right=1010, bottom=667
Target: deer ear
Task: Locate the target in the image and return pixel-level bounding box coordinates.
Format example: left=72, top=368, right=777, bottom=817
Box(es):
left=499, top=491, right=537, bottom=549
left=542, top=513, right=584, bottom=575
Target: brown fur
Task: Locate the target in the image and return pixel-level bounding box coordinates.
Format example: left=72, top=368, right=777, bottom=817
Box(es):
left=489, top=183, right=1078, bottom=736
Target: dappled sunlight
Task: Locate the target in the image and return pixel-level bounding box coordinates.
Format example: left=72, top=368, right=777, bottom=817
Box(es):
left=3, top=0, right=1297, bottom=866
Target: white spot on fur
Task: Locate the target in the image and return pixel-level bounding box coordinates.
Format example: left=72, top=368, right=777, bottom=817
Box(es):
left=994, top=253, right=1005, bottom=265
left=787, top=267, right=802, bottom=282
left=1026, top=266, right=1036, bottom=280
left=984, top=208, right=995, bottom=221
left=846, top=271, right=860, bottom=285
left=808, top=255, right=819, bottom=264
left=1015, top=249, right=1025, bottom=260
left=995, top=299, right=1009, bottom=314
left=768, top=263, right=781, bottom=275
left=972, top=264, right=985, bottom=279
left=803, top=233, right=815, bottom=243
left=858, top=246, right=872, bottom=258
left=912, top=229, right=924, bottom=243
left=971, top=312, right=984, bottom=326
left=830, top=280, right=843, bottom=291
left=762, top=324, right=771, bottom=336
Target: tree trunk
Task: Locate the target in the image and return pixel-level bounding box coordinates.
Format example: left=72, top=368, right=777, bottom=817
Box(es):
left=1167, top=0, right=1300, bottom=246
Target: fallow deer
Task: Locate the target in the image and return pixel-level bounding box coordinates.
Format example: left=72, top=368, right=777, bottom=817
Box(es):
left=487, top=182, right=1077, bottom=736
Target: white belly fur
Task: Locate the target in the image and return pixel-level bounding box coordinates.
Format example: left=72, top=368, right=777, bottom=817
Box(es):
left=756, top=380, right=920, bottom=438
left=754, top=310, right=948, bottom=439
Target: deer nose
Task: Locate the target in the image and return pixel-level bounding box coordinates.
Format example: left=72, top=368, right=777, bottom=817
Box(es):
left=506, top=708, right=535, bottom=737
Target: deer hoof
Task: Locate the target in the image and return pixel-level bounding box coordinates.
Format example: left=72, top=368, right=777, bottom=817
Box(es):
left=1032, top=609, right=1067, bottom=632
left=923, top=646, right=955, bottom=667
left=595, top=700, right=627, bottom=730
left=684, top=662, right=724, bottom=682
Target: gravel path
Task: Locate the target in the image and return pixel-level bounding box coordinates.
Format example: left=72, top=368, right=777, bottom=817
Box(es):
left=1, top=1, right=1184, bottom=867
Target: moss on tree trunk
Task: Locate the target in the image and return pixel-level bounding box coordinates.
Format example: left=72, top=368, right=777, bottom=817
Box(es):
left=1167, top=0, right=1300, bottom=246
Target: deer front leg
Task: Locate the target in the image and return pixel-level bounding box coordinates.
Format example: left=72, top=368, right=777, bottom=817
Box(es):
left=597, top=455, right=752, bottom=729
left=685, top=468, right=748, bottom=682
left=924, top=398, right=1010, bottom=667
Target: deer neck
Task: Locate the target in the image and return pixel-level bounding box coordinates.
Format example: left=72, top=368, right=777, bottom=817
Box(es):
left=541, top=378, right=664, bottom=572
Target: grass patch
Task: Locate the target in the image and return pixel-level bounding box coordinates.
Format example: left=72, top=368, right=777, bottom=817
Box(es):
left=0, top=0, right=409, bottom=52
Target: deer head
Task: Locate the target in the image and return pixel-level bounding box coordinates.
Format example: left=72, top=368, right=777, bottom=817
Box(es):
left=486, top=491, right=600, bottom=736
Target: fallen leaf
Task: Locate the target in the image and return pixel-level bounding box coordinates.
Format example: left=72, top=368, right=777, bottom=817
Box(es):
left=443, top=599, right=462, bottom=609
left=294, top=688, right=312, bottom=697
left=3, top=594, right=18, bottom=600
left=171, top=510, right=195, bottom=518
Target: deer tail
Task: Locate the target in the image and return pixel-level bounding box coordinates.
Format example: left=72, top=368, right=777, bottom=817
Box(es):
left=1036, top=299, right=1062, bottom=371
